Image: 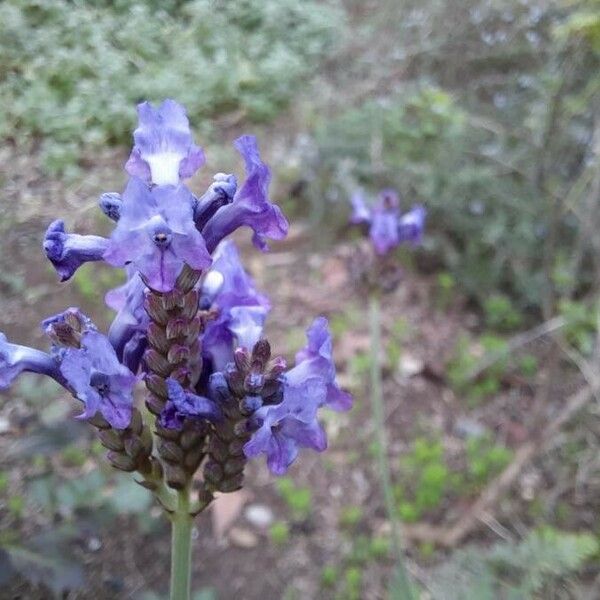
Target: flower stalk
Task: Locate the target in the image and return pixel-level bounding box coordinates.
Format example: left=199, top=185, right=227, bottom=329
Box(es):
left=170, top=489, right=193, bottom=600
left=368, top=294, right=415, bottom=600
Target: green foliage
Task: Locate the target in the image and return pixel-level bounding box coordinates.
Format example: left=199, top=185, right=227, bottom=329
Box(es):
left=339, top=505, right=363, bottom=530
left=342, top=566, right=362, bottom=600
left=395, top=437, right=450, bottom=522
left=60, top=444, right=88, bottom=468
left=395, top=433, right=512, bottom=522
left=430, top=528, right=599, bottom=599
left=0, top=526, right=85, bottom=597
left=7, top=495, right=25, bottom=518
left=435, top=272, right=457, bottom=311
left=269, top=521, right=290, bottom=546
left=447, top=334, right=509, bottom=405
left=0, top=0, right=341, bottom=172
left=0, top=472, right=8, bottom=494
left=518, top=354, right=538, bottom=378
left=483, top=294, right=523, bottom=332
left=463, top=435, right=512, bottom=490
left=275, top=477, right=312, bottom=520
left=559, top=299, right=597, bottom=355
left=308, top=0, right=599, bottom=315
left=321, top=565, right=338, bottom=588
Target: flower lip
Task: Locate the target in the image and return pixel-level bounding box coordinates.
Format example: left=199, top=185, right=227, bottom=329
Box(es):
left=89, top=369, right=110, bottom=395
left=125, top=99, right=205, bottom=186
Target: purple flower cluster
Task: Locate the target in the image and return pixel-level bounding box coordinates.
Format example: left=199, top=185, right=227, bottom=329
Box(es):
left=245, top=318, right=351, bottom=474
left=350, top=189, right=426, bottom=255
left=0, top=100, right=351, bottom=475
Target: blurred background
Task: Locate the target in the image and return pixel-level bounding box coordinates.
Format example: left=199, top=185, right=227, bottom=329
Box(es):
left=0, top=0, right=599, bottom=598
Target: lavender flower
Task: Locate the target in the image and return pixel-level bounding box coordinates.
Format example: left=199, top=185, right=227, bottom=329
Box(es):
left=103, top=178, right=211, bottom=292
left=349, top=188, right=426, bottom=255
left=60, top=330, right=137, bottom=429
left=0, top=333, right=63, bottom=388
left=201, top=136, right=288, bottom=253
left=160, top=378, right=221, bottom=430
left=125, top=99, right=205, bottom=186
left=243, top=377, right=327, bottom=475
left=243, top=317, right=351, bottom=474
left=106, top=269, right=148, bottom=371
left=43, top=220, right=109, bottom=281
left=202, top=241, right=270, bottom=370
left=286, top=317, right=352, bottom=412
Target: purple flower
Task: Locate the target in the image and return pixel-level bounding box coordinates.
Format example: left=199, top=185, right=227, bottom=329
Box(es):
left=125, top=100, right=205, bottom=186
left=202, top=241, right=270, bottom=370
left=193, top=173, right=238, bottom=231
left=228, top=306, right=267, bottom=351
left=286, top=317, right=352, bottom=412
left=348, top=189, right=426, bottom=255
left=201, top=136, right=288, bottom=253
left=159, top=378, right=221, bottom=430
left=398, top=205, right=426, bottom=246
left=98, top=192, right=123, bottom=222
left=43, top=220, right=109, bottom=281
left=106, top=270, right=148, bottom=371
left=103, top=178, right=211, bottom=292
left=60, top=330, right=137, bottom=429
left=244, top=377, right=327, bottom=475
left=0, top=333, right=63, bottom=389
left=370, top=189, right=401, bottom=255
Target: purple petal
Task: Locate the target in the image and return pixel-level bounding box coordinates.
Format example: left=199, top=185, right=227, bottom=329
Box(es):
left=229, top=306, right=267, bottom=350
left=125, top=99, right=205, bottom=186
left=43, top=220, right=109, bottom=281
left=60, top=331, right=135, bottom=429
left=201, top=135, right=289, bottom=253
left=193, top=173, right=238, bottom=230
left=370, top=209, right=400, bottom=255
left=265, top=433, right=299, bottom=475
left=281, top=417, right=327, bottom=452
left=398, top=204, right=426, bottom=246
left=0, top=333, right=63, bottom=389
left=349, top=191, right=371, bottom=224
left=287, top=318, right=352, bottom=412
left=160, top=378, right=221, bottom=428
left=104, top=181, right=211, bottom=292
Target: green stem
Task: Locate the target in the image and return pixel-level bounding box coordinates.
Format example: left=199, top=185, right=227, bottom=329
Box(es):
left=369, top=294, right=415, bottom=600
left=170, top=489, right=193, bottom=600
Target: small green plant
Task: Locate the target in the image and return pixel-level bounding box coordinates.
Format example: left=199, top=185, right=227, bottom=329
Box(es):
left=269, top=521, right=290, bottom=546
left=518, top=354, right=538, bottom=378
left=0, top=472, right=8, bottom=494
left=431, top=528, right=599, bottom=599
left=447, top=334, right=508, bottom=405
left=369, top=536, right=390, bottom=559
left=435, top=272, right=456, bottom=311
left=339, top=505, right=363, bottom=530
left=395, top=437, right=450, bottom=522
left=8, top=495, right=25, bottom=518
left=343, top=566, right=363, bottom=600
left=321, top=565, right=338, bottom=588
left=61, top=444, right=88, bottom=468
left=463, top=435, right=513, bottom=490
left=559, top=299, right=597, bottom=356
left=275, top=477, right=312, bottom=521
left=483, top=294, right=523, bottom=331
